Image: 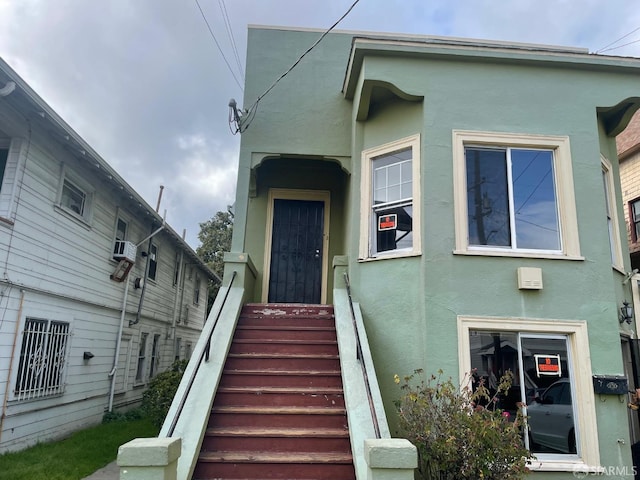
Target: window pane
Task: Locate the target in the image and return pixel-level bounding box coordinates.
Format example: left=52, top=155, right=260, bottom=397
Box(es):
left=370, top=146, right=414, bottom=255
left=470, top=332, right=577, bottom=455
left=512, top=149, right=560, bottom=250
left=0, top=148, right=8, bottom=186
left=374, top=204, right=413, bottom=253
left=148, top=244, right=158, bottom=280
left=521, top=336, right=576, bottom=455
left=61, top=179, right=86, bottom=215
left=466, top=148, right=510, bottom=246
left=116, top=219, right=127, bottom=241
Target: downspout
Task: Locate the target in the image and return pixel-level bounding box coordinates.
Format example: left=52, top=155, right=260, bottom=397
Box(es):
left=130, top=218, right=166, bottom=327
left=108, top=277, right=131, bottom=412
left=0, top=289, right=24, bottom=440
left=170, top=247, right=185, bottom=339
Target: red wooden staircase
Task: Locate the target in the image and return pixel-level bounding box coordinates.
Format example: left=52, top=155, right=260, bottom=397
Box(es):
left=192, top=303, right=356, bottom=480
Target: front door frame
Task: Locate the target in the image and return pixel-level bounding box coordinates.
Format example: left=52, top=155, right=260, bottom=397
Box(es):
left=262, top=188, right=331, bottom=304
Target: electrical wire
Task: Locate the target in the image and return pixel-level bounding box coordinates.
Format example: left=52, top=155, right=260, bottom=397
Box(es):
left=194, top=0, right=243, bottom=91
left=599, top=37, right=640, bottom=54
left=239, top=0, right=361, bottom=132
left=218, top=0, right=244, bottom=80
left=596, top=25, right=640, bottom=53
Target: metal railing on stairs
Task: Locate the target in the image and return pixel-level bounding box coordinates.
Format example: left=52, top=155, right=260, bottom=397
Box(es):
left=165, top=270, right=237, bottom=437
left=343, top=272, right=381, bottom=439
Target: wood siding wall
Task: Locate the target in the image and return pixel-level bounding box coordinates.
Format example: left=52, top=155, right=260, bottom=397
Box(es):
left=0, top=97, right=210, bottom=452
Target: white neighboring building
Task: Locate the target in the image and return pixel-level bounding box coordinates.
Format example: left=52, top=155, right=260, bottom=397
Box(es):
left=0, top=58, right=217, bottom=452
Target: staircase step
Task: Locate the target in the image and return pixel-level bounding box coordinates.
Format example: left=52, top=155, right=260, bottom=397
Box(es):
left=219, top=369, right=342, bottom=388
left=230, top=339, right=338, bottom=356
left=239, top=315, right=336, bottom=328
left=242, top=303, right=335, bottom=318
left=225, top=353, right=339, bottom=371
left=193, top=451, right=355, bottom=480
left=209, top=405, right=348, bottom=429
left=215, top=386, right=345, bottom=407
left=201, top=426, right=350, bottom=452
left=233, top=327, right=337, bottom=341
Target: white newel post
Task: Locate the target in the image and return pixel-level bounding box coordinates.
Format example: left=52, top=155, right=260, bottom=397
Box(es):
left=365, top=438, right=417, bottom=480
left=118, top=437, right=181, bottom=480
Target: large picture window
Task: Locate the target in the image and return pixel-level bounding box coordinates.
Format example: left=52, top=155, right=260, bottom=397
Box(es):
left=470, top=331, right=576, bottom=454
left=458, top=316, right=600, bottom=472
left=360, top=134, right=421, bottom=259
left=453, top=131, right=581, bottom=259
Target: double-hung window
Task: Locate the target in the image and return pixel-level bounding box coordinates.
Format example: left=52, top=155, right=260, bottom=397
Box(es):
left=148, top=243, right=158, bottom=281
left=135, top=332, right=148, bottom=382
left=631, top=199, right=640, bottom=243
left=360, top=134, right=421, bottom=259
left=453, top=131, right=580, bottom=259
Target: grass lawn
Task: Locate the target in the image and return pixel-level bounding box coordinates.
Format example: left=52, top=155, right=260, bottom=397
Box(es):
left=0, top=415, right=159, bottom=480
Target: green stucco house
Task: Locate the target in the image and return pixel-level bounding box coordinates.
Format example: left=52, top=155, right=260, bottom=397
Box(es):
left=149, top=26, right=640, bottom=480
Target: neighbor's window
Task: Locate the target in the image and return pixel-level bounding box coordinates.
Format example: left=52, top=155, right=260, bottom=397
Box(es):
left=57, top=166, right=94, bottom=223
left=173, top=252, right=181, bottom=286
left=0, top=147, right=8, bottom=187
left=631, top=198, right=640, bottom=243
left=149, top=334, right=161, bottom=378
left=458, top=316, right=599, bottom=471
left=193, top=274, right=201, bottom=305
left=61, top=179, right=86, bottom=216
left=148, top=243, right=158, bottom=281
left=174, top=337, right=182, bottom=362
left=602, top=157, right=623, bottom=269
left=135, top=332, right=148, bottom=382
left=453, top=131, right=580, bottom=259
left=15, top=318, right=70, bottom=401
left=359, top=134, right=421, bottom=259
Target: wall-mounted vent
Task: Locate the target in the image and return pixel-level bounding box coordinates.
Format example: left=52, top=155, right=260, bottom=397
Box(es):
left=113, top=240, right=137, bottom=263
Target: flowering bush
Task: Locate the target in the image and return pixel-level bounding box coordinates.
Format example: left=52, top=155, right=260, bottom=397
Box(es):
left=394, top=369, right=532, bottom=480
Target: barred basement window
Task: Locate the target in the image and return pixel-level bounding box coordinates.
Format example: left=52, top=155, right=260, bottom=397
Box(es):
left=15, top=319, right=70, bottom=401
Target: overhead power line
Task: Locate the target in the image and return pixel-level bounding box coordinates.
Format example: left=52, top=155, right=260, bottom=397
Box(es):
left=230, top=0, right=361, bottom=134
left=194, top=0, right=243, bottom=91
left=218, top=0, right=244, bottom=80
left=596, top=25, right=640, bottom=54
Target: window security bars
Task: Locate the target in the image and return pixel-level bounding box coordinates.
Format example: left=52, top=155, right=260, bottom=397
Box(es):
left=15, top=319, right=70, bottom=401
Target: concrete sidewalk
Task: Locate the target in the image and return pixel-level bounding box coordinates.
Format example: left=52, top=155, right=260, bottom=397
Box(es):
left=81, top=461, right=118, bottom=480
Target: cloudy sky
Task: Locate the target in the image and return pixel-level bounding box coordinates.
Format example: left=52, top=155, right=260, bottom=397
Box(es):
left=0, top=0, right=639, bottom=249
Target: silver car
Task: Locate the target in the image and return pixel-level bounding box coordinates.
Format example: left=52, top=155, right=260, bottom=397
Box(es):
left=527, top=378, right=576, bottom=454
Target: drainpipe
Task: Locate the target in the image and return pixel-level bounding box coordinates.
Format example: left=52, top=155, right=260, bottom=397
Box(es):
left=108, top=277, right=131, bottom=412
left=0, top=289, right=24, bottom=440
left=130, top=217, right=166, bottom=327
left=170, top=247, right=185, bottom=340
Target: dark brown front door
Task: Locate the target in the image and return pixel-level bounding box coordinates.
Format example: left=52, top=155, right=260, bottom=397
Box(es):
left=268, top=199, right=324, bottom=303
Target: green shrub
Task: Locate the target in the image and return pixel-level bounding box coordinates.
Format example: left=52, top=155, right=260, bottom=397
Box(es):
left=395, top=369, right=533, bottom=480
left=102, top=407, right=144, bottom=423
left=141, top=359, right=189, bottom=427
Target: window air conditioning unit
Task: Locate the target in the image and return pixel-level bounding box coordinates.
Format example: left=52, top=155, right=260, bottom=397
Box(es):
left=113, top=240, right=137, bottom=263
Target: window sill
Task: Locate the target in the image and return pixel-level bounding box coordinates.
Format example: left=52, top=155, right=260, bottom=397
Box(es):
left=54, top=204, right=92, bottom=230
left=0, top=216, right=14, bottom=226
left=453, top=249, right=584, bottom=261
left=528, top=458, right=602, bottom=474
left=358, top=251, right=421, bottom=262
left=612, top=264, right=626, bottom=275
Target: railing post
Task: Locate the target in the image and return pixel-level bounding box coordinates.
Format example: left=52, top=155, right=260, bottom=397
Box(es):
left=364, top=438, right=417, bottom=480
left=118, top=437, right=181, bottom=480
